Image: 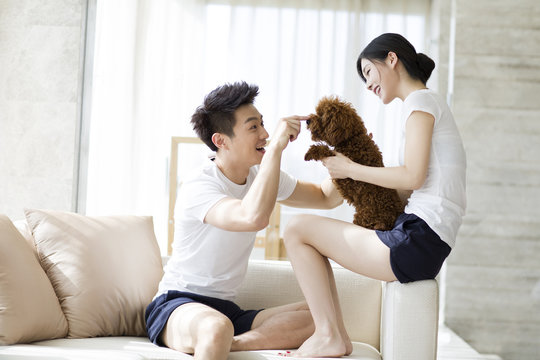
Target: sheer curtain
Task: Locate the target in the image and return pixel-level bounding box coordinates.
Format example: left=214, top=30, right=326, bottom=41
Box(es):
left=85, top=0, right=433, bottom=253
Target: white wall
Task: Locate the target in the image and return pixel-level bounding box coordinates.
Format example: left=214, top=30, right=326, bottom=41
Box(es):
left=0, top=0, right=86, bottom=220
left=443, top=1, right=540, bottom=359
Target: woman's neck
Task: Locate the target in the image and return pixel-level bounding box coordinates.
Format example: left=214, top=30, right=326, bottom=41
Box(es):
left=395, top=66, right=428, bottom=101
left=397, top=81, right=427, bottom=101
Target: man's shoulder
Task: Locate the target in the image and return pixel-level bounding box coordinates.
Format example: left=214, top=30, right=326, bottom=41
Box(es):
left=180, top=161, right=225, bottom=194
left=185, top=160, right=218, bottom=181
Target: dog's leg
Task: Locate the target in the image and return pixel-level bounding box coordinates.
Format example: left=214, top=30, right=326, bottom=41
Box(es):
left=304, top=144, right=335, bottom=161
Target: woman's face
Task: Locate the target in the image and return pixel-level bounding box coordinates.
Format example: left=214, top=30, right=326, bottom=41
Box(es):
left=360, top=57, right=396, bottom=104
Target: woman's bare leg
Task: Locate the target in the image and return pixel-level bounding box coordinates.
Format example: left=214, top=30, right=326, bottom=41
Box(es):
left=283, top=214, right=396, bottom=358
left=324, top=258, right=352, bottom=356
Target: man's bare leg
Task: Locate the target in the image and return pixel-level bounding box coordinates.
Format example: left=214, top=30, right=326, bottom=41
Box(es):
left=161, top=302, right=234, bottom=360
left=231, top=301, right=314, bottom=351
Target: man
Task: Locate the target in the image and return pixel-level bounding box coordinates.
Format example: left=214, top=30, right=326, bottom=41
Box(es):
left=145, top=82, right=343, bottom=360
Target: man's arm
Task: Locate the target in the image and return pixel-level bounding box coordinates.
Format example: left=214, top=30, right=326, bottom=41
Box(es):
left=280, top=178, right=343, bottom=209
left=204, top=116, right=307, bottom=232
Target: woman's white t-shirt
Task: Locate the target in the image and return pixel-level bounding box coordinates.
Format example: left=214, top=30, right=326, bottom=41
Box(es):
left=401, top=89, right=467, bottom=248
left=157, top=160, right=297, bottom=301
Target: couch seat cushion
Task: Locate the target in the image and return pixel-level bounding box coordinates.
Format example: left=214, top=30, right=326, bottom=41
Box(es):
left=0, top=337, right=381, bottom=360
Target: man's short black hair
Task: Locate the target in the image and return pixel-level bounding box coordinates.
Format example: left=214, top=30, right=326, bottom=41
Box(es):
left=191, top=81, right=259, bottom=151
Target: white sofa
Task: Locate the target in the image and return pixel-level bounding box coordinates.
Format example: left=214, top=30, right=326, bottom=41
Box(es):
left=0, top=210, right=439, bottom=360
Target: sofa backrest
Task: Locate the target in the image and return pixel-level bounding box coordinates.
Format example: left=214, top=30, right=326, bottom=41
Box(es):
left=235, top=259, right=382, bottom=350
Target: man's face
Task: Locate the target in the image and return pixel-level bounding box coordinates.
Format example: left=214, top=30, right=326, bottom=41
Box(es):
left=226, top=104, right=269, bottom=167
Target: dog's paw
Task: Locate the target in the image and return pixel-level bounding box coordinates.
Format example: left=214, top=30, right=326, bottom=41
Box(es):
left=305, top=144, right=334, bottom=161
left=305, top=144, right=335, bottom=161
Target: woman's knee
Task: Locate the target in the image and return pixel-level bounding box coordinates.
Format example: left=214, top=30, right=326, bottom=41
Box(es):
left=283, top=214, right=318, bottom=243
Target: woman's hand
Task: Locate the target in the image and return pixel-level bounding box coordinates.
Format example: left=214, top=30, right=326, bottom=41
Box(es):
left=322, top=152, right=353, bottom=179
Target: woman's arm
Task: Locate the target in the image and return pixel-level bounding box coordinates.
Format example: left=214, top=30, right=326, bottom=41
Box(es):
left=322, top=111, right=434, bottom=190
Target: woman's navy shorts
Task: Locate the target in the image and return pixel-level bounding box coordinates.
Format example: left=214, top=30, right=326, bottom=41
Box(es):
left=376, top=213, right=451, bottom=283
left=145, top=290, right=263, bottom=346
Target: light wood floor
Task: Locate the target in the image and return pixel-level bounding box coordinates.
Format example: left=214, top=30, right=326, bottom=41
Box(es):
left=438, top=325, right=502, bottom=360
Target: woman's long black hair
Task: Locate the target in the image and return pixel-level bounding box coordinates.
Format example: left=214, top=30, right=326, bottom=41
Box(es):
left=357, top=33, right=435, bottom=85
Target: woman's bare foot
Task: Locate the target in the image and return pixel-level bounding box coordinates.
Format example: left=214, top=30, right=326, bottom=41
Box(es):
left=341, top=331, right=353, bottom=356
left=282, top=329, right=350, bottom=358
left=343, top=339, right=353, bottom=356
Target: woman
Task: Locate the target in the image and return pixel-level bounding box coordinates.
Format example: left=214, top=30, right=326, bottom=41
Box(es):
left=282, top=33, right=466, bottom=358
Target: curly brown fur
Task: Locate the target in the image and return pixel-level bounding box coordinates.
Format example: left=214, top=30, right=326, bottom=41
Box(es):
left=305, top=96, right=403, bottom=230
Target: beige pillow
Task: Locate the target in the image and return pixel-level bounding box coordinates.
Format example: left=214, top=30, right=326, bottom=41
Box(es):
left=0, top=215, right=68, bottom=345
left=25, top=209, right=164, bottom=338
left=13, top=219, right=38, bottom=260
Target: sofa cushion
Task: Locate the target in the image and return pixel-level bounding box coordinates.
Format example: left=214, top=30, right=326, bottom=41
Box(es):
left=13, top=219, right=37, bottom=253
left=0, top=214, right=68, bottom=345
left=24, top=209, right=164, bottom=338
left=0, top=336, right=381, bottom=359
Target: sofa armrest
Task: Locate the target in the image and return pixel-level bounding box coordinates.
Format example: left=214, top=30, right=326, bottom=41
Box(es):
left=380, top=280, right=439, bottom=360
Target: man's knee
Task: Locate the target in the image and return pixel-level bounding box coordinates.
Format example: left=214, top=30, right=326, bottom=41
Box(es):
left=197, top=314, right=234, bottom=348
left=161, top=304, right=234, bottom=354
left=285, top=300, right=309, bottom=312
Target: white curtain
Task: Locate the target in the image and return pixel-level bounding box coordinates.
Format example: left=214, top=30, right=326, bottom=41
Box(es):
left=86, top=0, right=433, bottom=253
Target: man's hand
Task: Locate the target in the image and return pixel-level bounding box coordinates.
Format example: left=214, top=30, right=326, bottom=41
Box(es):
left=269, top=115, right=309, bottom=151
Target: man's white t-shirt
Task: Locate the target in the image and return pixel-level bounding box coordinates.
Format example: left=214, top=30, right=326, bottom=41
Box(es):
left=157, top=160, right=297, bottom=301
left=401, top=89, right=467, bottom=248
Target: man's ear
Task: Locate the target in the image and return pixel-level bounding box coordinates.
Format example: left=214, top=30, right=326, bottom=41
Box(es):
left=211, top=133, right=228, bottom=150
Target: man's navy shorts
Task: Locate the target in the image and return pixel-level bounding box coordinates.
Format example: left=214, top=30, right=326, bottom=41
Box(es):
left=145, top=290, right=263, bottom=346
left=376, top=213, right=451, bottom=283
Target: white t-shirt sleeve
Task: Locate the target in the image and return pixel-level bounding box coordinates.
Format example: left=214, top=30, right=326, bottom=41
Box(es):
left=277, top=169, right=297, bottom=201
left=180, top=174, right=228, bottom=223
left=403, top=91, right=441, bottom=125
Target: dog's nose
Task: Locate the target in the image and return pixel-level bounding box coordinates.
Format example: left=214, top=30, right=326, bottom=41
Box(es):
left=306, top=119, right=311, bottom=126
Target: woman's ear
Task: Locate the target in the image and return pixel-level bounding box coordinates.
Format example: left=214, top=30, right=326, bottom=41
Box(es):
left=387, top=51, right=398, bottom=67
left=211, top=133, right=227, bottom=150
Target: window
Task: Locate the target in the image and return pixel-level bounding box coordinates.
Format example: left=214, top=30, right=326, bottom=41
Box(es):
left=81, top=0, right=433, bottom=254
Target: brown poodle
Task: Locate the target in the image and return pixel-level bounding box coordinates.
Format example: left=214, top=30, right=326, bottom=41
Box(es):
left=305, top=96, right=403, bottom=230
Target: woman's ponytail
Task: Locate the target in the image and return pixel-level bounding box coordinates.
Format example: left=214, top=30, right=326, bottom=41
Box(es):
left=415, top=53, right=435, bottom=84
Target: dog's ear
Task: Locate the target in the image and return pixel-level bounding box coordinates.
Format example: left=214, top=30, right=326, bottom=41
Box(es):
left=325, top=115, right=349, bottom=144
left=327, top=99, right=368, bottom=143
